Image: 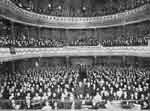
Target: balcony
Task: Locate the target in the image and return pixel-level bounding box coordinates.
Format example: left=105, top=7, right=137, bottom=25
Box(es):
left=0, top=46, right=150, bottom=62
left=0, top=0, right=149, bottom=29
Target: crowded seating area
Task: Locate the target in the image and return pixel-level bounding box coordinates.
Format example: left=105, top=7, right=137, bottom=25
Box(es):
left=0, top=35, right=148, bottom=47
left=102, top=36, right=148, bottom=47
left=0, top=36, right=65, bottom=48
left=10, top=0, right=150, bottom=17
left=0, top=19, right=149, bottom=47
left=1, top=1, right=150, bottom=111
left=0, top=63, right=149, bottom=110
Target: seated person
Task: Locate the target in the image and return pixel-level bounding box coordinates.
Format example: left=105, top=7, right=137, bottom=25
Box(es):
left=92, top=92, right=103, bottom=108
left=42, top=101, right=52, bottom=111
left=31, top=93, right=41, bottom=109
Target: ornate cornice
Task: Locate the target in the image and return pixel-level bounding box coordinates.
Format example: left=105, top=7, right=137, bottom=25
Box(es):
left=0, top=46, right=150, bottom=61
left=0, top=0, right=150, bottom=29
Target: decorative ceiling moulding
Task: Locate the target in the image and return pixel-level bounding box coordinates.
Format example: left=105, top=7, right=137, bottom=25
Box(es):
left=0, top=47, right=150, bottom=62
left=0, top=0, right=150, bottom=29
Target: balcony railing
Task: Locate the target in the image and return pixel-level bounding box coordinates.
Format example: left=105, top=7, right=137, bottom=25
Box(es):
left=0, top=46, right=150, bottom=62
left=0, top=99, right=148, bottom=110
left=0, top=0, right=149, bottom=29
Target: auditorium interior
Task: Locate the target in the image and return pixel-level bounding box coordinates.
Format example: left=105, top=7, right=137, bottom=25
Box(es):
left=0, top=0, right=150, bottom=110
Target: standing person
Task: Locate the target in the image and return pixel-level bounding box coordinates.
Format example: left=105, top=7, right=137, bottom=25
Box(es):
left=26, top=93, right=31, bottom=109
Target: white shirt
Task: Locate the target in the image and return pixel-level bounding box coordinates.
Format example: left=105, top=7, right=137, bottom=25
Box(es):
left=93, top=94, right=102, bottom=103
left=42, top=105, right=52, bottom=111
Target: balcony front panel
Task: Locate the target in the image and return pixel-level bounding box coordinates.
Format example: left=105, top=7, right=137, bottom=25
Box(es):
left=0, top=46, right=150, bottom=62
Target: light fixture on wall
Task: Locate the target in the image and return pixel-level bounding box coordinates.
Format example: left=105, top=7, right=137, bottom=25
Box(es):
left=58, top=5, right=62, bottom=10
left=82, top=6, right=86, bottom=11
left=35, top=61, right=39, bottom=67
left=48, top=4, right=51, bottom=8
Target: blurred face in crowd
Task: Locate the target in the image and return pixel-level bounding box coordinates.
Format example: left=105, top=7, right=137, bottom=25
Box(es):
left=79, top=82, right=82, bottom=87
left=35, top=93, right=39, bottom=97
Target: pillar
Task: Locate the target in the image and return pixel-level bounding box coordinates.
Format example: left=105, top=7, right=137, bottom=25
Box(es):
left=11, top=22, right=15, bottom=47
left=8, top=61, right=16, bottom=73
left=9, top=22, right=16, bottom=54
left=38, top=27, right=41, bottom=39
left=65, top=29, right=70, bottom=46
left=122, top=56, right=126, bottom=65
left=25, top=26, right=30, bottom=40
left=66, top=56, right=70, bottom=68
left=108, top=56, right=111, bottom=64
left=11, top=22, right=15, bottom=40
left=94, top=56, right=97, bottom=65
left=94, top=28, right=97, bottom=38
left=137, top=57, right=143, bottom=67
left=144, top=36, right=150, bottom=46
left=10, top=22, right=16, bottom=72
left=12, top=61, right=16, bottom=73
left=148, top=39, right=150, bottom=46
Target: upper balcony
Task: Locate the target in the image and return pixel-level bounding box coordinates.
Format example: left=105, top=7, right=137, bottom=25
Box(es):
left=0, top=0, right=150, bottom=29
left=10, top=0, right=150, bottom=17
left=0, top=19, right=149, bottom=48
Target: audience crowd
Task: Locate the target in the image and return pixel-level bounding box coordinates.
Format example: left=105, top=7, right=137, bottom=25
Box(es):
left=10, top=0, right=150, bottom=17
left=1, top=1, right=150, bottom=110
left=102, top=36, right=148, bottom=47
left=0, top=64, right=150, bottom=109
left=0, top=35, right=148, bottom=47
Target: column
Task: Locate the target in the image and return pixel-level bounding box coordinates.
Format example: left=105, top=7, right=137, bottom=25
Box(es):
left=11, top=22, right=15, bottom=47
left=108, top=56, right=111, bottom=64
left=11, top=22, right=15, bottom=40
left=66, top=56, right=70, bottom=68
left=10, top=22, right=16, bottom=71
left=11, top=61, right=16, bottom=73
left=10, top=22, right=16, bottom=54
left=38, top=27, right=41, bottom=39
left=65, top=29, right=69, bottom=46
left=94, top=56, right=97, bottom=65
left=137, top=57, right=143, bottom=67
left=26, top=26, right=30, bottom=40
left=122, top=56, right=126, bottom=66
left=148, top=39, right=150, bottom=46
left=146, top=37, right=150, bottom=46
left=94, top=28, right=97, bottom=38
